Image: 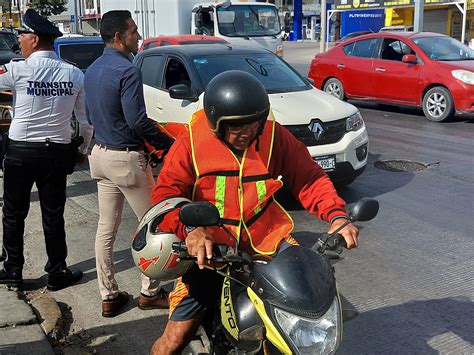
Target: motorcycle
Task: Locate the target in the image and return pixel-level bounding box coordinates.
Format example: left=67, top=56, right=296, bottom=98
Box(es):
left=174, top=198, right=379, bottom=354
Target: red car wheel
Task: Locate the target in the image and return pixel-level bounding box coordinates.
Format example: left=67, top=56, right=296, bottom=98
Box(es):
left=422, top=86, right=455, bottom=122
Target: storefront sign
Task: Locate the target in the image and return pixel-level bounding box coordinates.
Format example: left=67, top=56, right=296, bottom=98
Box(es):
left=335, top=0, right=463, bottom=10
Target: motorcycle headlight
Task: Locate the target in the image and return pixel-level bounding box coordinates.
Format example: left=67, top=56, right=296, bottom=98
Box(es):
left=452, top=69, right=474, bottom=85
left=346, top=111, right=364, bottom=132
left=274, top=298, right=341, bottom=354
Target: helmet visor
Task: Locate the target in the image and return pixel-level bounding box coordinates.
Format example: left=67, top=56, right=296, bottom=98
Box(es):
left=214, top=107, right=269, bottom=132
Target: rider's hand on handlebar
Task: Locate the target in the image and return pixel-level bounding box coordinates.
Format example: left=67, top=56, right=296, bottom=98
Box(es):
left=185, top=227, right=214, bottom=269
left=328, top=218, right=359, bottom=249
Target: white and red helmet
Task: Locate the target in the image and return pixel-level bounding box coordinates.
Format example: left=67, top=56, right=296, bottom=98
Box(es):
left=132, top=197, right=193, bottom=280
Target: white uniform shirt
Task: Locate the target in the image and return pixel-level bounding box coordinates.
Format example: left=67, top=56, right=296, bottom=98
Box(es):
left=0, top=51, right=93, bottom=153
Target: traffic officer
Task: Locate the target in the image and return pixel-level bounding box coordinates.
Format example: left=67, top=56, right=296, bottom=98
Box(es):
left=0, top=9, right=93, bottom=290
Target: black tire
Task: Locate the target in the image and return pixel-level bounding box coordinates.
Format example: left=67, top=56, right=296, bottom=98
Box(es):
left=422, top=86, right=454, bottom=122
left=323, top=78, right=345, bottom=101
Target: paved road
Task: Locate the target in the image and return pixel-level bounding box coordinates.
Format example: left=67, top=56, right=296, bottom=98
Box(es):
left=2, top=42, right=473, bottom=354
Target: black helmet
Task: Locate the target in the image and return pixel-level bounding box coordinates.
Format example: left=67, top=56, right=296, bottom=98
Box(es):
left=204, top=70, right=270, bottom=137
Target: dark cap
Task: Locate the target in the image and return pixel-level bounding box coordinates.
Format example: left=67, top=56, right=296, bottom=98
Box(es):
left=17, top=9, right=63, bottom=38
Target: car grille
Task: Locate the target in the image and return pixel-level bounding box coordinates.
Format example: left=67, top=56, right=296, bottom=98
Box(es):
left=285, top=118, right=347, bottom=146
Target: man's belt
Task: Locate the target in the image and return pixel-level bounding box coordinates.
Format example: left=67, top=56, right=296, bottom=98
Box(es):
left=96, top=143, right=143, bottom=151
left=9, top=139, right=71, bottom=150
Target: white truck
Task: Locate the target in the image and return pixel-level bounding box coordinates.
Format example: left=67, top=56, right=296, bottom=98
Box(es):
left=100, top=0, right=284, bottom=56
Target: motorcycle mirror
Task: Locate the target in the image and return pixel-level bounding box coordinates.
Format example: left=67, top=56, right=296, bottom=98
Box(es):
left=179, top=201, right=221, bottom=227
left=349, top=198, right=379, bottom=222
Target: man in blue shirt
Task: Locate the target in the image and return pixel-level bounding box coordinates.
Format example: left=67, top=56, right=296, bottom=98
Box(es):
left=84, top=10, right=173, bottom=318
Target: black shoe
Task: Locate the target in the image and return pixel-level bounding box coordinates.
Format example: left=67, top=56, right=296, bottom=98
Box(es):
left=47, top=269, right=83, bottom=291
left=0, top=269, right=23, bottom=287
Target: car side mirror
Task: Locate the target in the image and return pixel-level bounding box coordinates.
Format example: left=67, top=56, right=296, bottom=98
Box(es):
left=402, top=54, right=418, bottom=64
left=169, top=84, right=199, bottom=102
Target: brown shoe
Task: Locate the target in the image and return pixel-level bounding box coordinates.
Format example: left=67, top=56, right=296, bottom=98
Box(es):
left=102, top=291, right=130, bottom=317
left=138, top=288, right=169, bottom=310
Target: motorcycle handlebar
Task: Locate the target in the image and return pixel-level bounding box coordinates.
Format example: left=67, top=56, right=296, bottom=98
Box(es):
left=314, top=233, right=347, bottom=254
left=172, top=242, right=252, bottom=265
left=326, top=233, right=347, bottom=253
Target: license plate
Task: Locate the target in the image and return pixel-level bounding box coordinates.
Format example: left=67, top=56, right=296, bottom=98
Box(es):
left=314, top=155, right=336, bottom=172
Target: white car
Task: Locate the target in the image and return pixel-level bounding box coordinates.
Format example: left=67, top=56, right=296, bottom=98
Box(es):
left=134, top=44, right=368, bottom=185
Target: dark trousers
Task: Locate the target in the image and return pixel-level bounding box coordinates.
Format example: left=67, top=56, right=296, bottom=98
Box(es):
left=2, top=143, right=70, bottom=275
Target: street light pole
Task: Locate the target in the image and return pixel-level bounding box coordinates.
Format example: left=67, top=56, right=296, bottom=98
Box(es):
left=320, top=0, right=327, bottom=52
left=73, top=0, right=79, bottom=33
left=8, top=0, right=12, bottom=30
left=414, top=0, right=424, bottom=32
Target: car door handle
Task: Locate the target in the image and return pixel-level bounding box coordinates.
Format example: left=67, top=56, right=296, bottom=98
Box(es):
left=375, top=67, right=386, bottom=72
left=337, top=64, right=346, bottom=69
left=155, top=103, right=163, bottom=110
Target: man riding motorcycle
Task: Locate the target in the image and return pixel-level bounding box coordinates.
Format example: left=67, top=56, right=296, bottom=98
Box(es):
left=148, top=70, right=359, bottom=354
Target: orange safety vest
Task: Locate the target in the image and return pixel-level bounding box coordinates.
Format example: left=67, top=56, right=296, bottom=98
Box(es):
left=189, top=109, right=294, bottom=255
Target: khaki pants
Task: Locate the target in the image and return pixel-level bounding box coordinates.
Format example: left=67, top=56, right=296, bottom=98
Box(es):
left=89, top=144, right=159, bottom=300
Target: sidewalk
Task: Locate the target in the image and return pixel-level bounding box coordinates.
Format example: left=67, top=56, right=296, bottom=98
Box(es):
left=0, top=287, right=54, bottom=355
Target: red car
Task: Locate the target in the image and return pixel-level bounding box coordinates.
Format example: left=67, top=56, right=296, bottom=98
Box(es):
left=309, top=32, right=474, bottom=122
left=139, top=35, right=228, bottom=51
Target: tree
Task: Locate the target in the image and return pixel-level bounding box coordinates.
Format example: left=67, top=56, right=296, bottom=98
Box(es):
left=28, top=0, right=68, bottom=17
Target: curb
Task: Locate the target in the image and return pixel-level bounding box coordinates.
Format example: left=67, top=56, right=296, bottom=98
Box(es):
left=0, top=286, right=55, bottom=354
left=29, top=292, right=63, bottom=338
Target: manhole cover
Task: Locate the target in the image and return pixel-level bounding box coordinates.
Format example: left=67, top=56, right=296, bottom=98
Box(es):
left=374, top=160, right=429, bottom=172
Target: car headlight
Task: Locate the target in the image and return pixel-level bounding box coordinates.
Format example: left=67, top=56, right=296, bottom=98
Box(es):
left=452, top=69, right=474, bottom=85
left=346, top=111, right=364, bottom=132
left=274, top=298, right=341, bottom=354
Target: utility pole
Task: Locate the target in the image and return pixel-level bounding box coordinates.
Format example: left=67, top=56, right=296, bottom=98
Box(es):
left=16, top=0, right=21, bottom=27
left=320, top=0, right=327, bottom=52
left=8, top=0, right=12, bottom=30
left=73, top=0, right=79, bottom=33
left=414, top=0, right=424, bottom=32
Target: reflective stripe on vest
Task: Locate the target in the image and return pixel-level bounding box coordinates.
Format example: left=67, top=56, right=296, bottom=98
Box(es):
left=189, top=109, right=294, bottom=254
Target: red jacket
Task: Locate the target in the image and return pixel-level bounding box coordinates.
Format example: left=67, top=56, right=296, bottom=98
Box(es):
left=152, top=122, right=348, bottom=242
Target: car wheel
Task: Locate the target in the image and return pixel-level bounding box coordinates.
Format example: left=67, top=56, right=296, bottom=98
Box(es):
left=323, top=78, right=345, bottom=101
left=422, top=86, right=454, bottom=122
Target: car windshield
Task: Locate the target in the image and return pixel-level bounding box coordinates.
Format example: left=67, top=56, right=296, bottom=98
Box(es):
left=217, top=5, right=281, bottom=37
left=179, top=40, right=228, bottom=45
left=413, top=36, right=474, bottom=61
left=57, top=42, right=105, bottom=70
left=0, top=37, right=11, bottom=51
left=192, top=53, right=310, bottom=94
left=0, top=32, right=18, bottom=51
